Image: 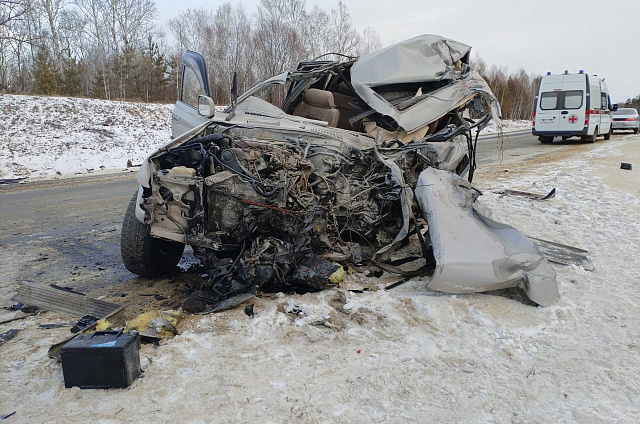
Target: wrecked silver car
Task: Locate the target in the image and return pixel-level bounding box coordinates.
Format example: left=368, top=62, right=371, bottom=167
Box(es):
left=121, top=34, right=559, bottom=309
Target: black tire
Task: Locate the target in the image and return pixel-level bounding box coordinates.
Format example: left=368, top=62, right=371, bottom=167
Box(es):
left=604, top=126, right=611, bottom=140
left=121, top=192, right=185, bottom=277
left=582, top=127, right=597, bottom=143
left=539, top=136, right=553, bottom=144
left=634, top=128, right=639, bottom=134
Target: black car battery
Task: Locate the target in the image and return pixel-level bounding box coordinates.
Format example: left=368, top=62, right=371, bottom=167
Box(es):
left=61, top=330, right=141, bottom=389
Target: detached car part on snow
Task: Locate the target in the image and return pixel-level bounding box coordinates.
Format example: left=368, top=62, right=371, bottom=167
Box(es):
left=121, top=34, right=559, bottom=307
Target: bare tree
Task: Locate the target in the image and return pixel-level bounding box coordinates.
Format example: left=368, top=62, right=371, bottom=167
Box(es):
left=301, top=5, right=329, bottom=59
left=357, top=27, right=381, bottom=56
left=114, top=0, right=156, bottom=48
left=1, top=0, right=41, bottom=90
left=35, top=0, right=66, bottom=58
left=168, top=8, right=214, bottom=54
left=210, top=3, right=253, bottom=102
left=327, top=1, right=358, bottom=56
left=254, top=0, right=306, bottom=75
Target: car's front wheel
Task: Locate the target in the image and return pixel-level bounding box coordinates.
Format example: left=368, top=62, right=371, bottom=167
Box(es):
left=120, top=192, right=185, bottom=277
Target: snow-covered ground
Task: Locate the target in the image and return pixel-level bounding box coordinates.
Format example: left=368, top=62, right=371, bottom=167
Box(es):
left=0, top=94, right=174, bottom=180
left=1, top=95, right=639, bottom=422
left=482, top=119, right=532, bottom=133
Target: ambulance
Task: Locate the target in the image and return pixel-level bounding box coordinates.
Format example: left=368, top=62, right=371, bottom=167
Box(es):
left=532, top=71, right=616, bottom=143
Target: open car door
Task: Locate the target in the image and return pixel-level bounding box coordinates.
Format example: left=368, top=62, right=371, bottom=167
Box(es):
left=171, top=51, right=211, bottom=138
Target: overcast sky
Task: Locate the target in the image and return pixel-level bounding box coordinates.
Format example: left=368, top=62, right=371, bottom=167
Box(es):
left=155, top=0, right=640, bottom=102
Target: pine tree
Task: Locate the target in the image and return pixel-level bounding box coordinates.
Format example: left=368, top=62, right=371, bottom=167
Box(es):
left=60, top=52, right=83, bottom=97
left=136, top=36, right=170, bottom=102
left=33, top=48, right=61, bottom=95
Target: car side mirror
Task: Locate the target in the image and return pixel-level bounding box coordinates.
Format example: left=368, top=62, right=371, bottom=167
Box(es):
left=612, top=104, right=619, bottom=111
left=197, top=95, right=216, bottom=118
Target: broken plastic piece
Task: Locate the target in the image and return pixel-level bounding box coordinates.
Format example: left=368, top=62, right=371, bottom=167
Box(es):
left=0, top=329, right=20, bottom=346
left=529, top=237, right=593, bottom=271
left=328, top=265, right=345, bottom=283
left=71, top=315, right=98, bottom=333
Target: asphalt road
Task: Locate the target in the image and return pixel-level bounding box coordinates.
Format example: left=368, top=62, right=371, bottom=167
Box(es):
left=476, top=128, right=563, bottom=166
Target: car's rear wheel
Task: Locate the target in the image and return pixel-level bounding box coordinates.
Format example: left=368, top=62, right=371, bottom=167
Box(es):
left=121, top=192, right=185, bottom=277
left=582, top=127, right=597, bottom=143
left=604, top=126, right=612, bottom=140
left=538, top=136, right=553, bottom=144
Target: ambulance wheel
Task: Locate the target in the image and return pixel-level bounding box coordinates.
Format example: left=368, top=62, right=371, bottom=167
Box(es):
left=538, top=136, right=553, bottom=144
left=604, top=126, right=611, bottom=140
left=582, top=128, right=597, bottom=143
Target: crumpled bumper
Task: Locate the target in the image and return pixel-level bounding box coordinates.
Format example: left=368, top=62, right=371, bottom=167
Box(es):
left=414, top=168, right=559, bottom=306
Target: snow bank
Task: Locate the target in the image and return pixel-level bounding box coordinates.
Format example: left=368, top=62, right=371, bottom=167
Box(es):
left=482, top=119, right=531, bottom=133
left=0, top=94, right=173, bottom=179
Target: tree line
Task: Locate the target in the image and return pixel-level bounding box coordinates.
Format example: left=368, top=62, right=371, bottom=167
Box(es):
left=1, top=0, right=381, bottom=105
left=3, top=0, right=591, bottom=120
left=472, top=56, right=541, bottom=120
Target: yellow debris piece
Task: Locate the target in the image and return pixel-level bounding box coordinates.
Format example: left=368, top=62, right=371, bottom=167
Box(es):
left=328, top=264, right=345, bottom=283
left=95, top=319, right=111, bottom=331
left=125, top=309, right=184, bottom=339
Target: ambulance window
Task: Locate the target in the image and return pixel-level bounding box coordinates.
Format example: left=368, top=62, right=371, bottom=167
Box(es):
left=564, top=91, right=583, bottom=109
left=540, top=92, right=558, bottom=110
left=600, top=92, right=607, bottom=109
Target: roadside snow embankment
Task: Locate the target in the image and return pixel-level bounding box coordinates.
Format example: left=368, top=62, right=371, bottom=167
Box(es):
left=0, top=94, right=173, bottom=179
left=481, top=119, right=531, bottom=133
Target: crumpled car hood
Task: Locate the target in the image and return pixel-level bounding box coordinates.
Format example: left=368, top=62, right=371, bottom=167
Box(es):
left=352, top=34, right=471, bottom=84
left=351, top=34, right=501, bottom=133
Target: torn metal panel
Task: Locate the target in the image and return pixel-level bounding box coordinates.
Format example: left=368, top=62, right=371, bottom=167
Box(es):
left=494, top=188, right=556, bottom=200
left=414, top=168, right=559, bottom=306
left=14, top=281, right=123, bottom=318
left=529, top=237, right=593, bottom=271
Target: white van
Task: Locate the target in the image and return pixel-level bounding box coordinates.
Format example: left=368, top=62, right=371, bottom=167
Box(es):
left=532, top=71, right=616, bottom=143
